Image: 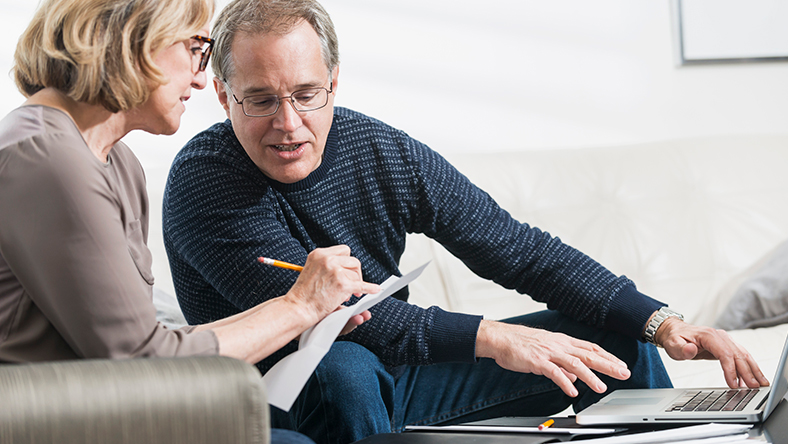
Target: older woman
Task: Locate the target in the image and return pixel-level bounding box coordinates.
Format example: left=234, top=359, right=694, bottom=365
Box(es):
left=0, top=0, right=376, bottom=442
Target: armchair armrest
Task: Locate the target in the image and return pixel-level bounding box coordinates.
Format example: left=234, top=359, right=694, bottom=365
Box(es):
left=0, top=356, right=269, bottom=444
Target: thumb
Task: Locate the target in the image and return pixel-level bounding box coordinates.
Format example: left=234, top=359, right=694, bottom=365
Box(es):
left=681, top=341, right=700, bottom=360
left=668, top=335, right=698, bottom=360
left=663, top=335, right=695, bottom=361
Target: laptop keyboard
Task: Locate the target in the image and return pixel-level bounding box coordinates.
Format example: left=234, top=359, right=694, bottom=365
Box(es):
left=665, top=389, right=758, bottom=412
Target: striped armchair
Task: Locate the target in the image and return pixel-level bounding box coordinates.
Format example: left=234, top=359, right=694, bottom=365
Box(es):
left=0, top=356, right=269, bottom=444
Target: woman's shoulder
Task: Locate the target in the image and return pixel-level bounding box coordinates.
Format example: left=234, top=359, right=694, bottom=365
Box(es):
left=0, top=106, right=91, bottom=174
left=0, top=106, right=140, bottom=193
left=0, top=106, right=81, bottom=150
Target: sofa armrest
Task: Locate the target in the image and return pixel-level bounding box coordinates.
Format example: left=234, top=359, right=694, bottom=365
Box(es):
left=0, top=356, right=269, bottom=444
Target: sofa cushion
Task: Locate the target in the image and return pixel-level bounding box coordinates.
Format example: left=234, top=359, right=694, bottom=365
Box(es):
left=404, top=136, right=788, bottom=325
left=714, top=240, right=788, bottom=330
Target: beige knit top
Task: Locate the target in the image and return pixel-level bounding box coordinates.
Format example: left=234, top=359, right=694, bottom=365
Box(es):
left=0, top=106, right=218, bottom=362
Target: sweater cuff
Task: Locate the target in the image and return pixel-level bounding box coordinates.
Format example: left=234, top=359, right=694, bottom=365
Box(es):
left=603, top=284, right=665, bottom=340
left=429, top=308, right=483, bottom=364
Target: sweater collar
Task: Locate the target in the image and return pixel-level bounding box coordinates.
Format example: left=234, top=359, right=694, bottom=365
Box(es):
left=264, top=120, right=339, bottom=193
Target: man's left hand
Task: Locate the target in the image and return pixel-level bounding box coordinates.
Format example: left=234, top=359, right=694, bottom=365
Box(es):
left=654, top=317, right=770, bottom=389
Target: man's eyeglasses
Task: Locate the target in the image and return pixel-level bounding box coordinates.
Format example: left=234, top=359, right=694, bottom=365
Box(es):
left=224, top=75, right=333, bottom=117
left=190, top=35, right=213, bottom=72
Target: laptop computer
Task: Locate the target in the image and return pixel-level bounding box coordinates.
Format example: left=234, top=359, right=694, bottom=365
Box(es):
left=576, top=333, right=788, bottom=425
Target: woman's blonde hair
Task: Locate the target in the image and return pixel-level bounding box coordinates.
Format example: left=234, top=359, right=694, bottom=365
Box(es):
left=13, top=0, right=214, bottom=113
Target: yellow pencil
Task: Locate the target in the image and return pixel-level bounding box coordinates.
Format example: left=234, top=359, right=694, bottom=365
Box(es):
left=537, top=419, right=554, bottom=430
left=257, top=257, right=304, bottom=272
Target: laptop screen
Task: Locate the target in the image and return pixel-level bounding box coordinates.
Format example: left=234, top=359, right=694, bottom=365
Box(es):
left=760, top=335, right=788, bottom=420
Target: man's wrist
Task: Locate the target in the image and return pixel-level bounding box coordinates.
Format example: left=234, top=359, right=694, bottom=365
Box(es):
left=475, top=319, right=495, bottom=359
left=643, top=306, right=684, bottom=346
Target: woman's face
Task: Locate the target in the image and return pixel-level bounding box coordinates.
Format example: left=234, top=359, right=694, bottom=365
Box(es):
left=133, top=25, right=210, bottom=135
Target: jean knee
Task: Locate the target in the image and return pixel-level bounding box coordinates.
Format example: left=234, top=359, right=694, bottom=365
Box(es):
left=315, top=342, right=391, bottom=398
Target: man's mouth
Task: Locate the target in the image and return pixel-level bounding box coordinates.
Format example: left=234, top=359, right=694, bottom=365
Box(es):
left=272, top=143, right=304, bottom=152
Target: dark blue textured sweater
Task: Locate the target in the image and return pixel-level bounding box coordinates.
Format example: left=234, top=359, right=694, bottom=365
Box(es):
left=163, top=107, right=663, bottom=374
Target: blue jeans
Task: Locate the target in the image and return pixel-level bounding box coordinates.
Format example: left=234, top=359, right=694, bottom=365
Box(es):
left=271, top=429, right=315, bottom=444
left=271, top=310, right=672, bottom=444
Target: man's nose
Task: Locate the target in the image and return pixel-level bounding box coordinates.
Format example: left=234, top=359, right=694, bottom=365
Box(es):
left=272, top=99, right=303, bottom=132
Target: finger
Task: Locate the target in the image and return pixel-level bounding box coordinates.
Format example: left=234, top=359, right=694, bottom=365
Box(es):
left=568, top=340, right=630, bottom=380
left=359, top=282, right=381, bottom=294
left=555, top=353, right=607, bottom=394
left=692, top=330, right=758, bottom=389
left=733, top=347, right=769, bottom=388
left=662, top=333, right=700, bottom=361
left=560, top=368, right=578, bottom=383
left=349, top=282, right=381, bottom=298
left=582, top=351, right=631, bottom=381
left=732, top=355, right=756, bottom=389
left=681, top=342, right=700, bottom=360
left=339, top=313, right=366, bottom=336
left=315, top=244, right=352, bottom=257
left=572, top=340, right=628, bottom=368
left=736, top=341, right=769, bottom=387
left=544, top=362, right=579, bottom=397
left=749, top=353, right=771, bottom=387
left=349, top=313, right=366, bottom=326
left=709, top=339, right=745, bottom=389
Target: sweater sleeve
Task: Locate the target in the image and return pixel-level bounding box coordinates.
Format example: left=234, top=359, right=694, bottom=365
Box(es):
left=400, top=135, right=664, bottom=339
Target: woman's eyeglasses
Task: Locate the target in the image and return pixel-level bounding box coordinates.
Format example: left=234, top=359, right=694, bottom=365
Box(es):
left=190, top=35, right=214, bottom=72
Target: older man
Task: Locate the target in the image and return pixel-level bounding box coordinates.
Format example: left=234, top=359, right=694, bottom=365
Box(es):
left=163, top=1, right=768, bottom=443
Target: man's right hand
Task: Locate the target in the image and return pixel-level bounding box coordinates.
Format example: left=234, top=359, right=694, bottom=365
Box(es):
left=475, top=320, right=631, bottom=397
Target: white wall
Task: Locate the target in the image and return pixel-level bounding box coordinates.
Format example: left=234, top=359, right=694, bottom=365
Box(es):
left=4, top=0, right=788, bottom=294
left=4, top=0, right=788, bottom=159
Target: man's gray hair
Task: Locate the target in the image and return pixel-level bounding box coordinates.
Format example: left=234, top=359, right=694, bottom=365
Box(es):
left=211, top=0, right=339, bottom=82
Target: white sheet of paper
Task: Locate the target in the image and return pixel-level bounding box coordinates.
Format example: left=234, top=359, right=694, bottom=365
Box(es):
left=263, top=262, right=430, bottom=411
left=567, top=423, right=751, bottom=444
left=404, top=425, right=619, bottom=435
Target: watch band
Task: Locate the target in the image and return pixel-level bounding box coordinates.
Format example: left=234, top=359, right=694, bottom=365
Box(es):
left=644, top=306, right=684, bottom=346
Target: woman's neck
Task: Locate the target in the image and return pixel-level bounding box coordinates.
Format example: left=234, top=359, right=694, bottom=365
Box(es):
left=24, top=89, right=131, bottom=163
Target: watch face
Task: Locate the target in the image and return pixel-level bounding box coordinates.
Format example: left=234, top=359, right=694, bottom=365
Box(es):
left=662, top=307, right=684, bottom=320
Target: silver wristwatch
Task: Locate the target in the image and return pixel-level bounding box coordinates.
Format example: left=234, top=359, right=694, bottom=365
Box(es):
left=643, top=306, right=684, bottom=347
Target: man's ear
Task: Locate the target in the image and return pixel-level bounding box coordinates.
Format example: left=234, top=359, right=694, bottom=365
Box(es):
left=214, top=77, right=232, bottom=119
left=331, top=65, right=340, bottom=95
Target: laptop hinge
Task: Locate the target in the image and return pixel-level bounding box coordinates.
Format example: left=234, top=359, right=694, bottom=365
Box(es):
left=756, top=393, right=769, bottom=410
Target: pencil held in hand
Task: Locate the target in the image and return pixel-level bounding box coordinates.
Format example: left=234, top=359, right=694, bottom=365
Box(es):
left=258, top=257, right=304, bottom=272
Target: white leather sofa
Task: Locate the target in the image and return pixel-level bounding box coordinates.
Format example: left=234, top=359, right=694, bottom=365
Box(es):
left=398, top=135, right=788, bottom=389
left=149, top=134, right=788, bottom=390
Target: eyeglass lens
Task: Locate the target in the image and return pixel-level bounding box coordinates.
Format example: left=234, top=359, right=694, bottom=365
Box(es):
left=191, top=36, right=212, bottom=72
left=242, top=88, right=329, bottom=117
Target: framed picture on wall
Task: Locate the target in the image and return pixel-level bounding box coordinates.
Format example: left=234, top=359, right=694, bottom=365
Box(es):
left=672, top=0, right=788, bottom=65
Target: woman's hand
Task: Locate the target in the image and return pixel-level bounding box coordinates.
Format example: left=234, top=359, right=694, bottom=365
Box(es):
left=286, top=246, right=380, bottom=326
left=339, top=310, right=372, bottom=336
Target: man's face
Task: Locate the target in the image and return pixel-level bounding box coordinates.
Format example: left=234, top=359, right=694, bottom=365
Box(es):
left=216, top=20, right=338, bottom=184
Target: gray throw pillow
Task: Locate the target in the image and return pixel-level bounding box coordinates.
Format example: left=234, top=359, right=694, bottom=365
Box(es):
left=152, top=287, right=188, bottom=329
left=715, top=240, right=788, bottom=330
